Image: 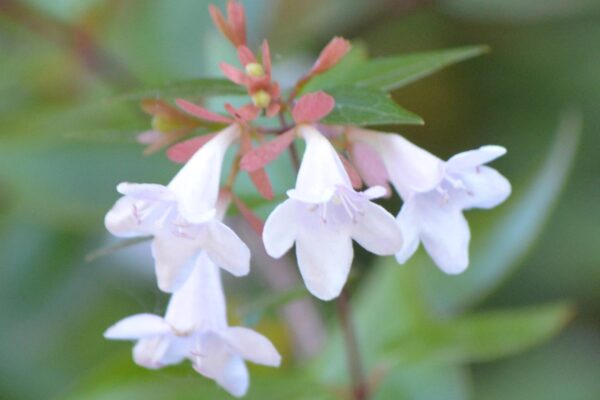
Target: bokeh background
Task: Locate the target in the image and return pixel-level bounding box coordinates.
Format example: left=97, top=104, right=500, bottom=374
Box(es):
left=1, top=0, right=599, bottom=399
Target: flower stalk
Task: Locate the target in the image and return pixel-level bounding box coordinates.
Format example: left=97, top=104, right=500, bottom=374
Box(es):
left=337, top=290, right=369, bottom=400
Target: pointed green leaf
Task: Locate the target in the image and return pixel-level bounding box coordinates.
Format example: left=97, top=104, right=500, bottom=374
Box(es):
left=383, top=303, right=573, bottom=366
left=305, top=46, right=488, bottom=92
left=420, top=110, right=582, bottom=314
left=323, top=86, right=423, bottom=126
left=113, top=78, right=246, bottom=101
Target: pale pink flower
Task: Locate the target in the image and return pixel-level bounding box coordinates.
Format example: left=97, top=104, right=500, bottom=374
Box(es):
left=347, top=128, right=511, bottom=273
left=262, top=125, right=403, bottom=300
left=104, top=253, right=280, bottom=397
left=105, top=125, right=250, bottom=292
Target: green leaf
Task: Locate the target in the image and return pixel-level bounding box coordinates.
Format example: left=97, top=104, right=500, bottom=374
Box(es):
left=374, top=364, right=472, bottom=400
left=113, top=78, right=246, bottom=101
left=420, top=109, right=582, bottom=314
left=322, top=86, right=423, bottom=126
left=305, top=46, right=488, bottom=92
left=382, top=302, right=573, bottom=366
left=61, top=352, right=336, bottom=400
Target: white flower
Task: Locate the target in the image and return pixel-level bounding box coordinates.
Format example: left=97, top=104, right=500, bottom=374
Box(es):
left=104, top=124, right=250, bottom=292
left=347, top=128, right=511, bottom=273
left=104, top=253, right=281, bottom=398
left=262, top=125, right=403, bottom=301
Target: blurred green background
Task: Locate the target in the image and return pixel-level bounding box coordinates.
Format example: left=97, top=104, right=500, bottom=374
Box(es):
left=1, top=0, right=599, bottom=399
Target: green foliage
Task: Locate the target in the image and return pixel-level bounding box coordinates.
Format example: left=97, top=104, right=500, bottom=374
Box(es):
left=323, top=86, right=423, bottom=126
left=113, top=78, right=246, bottom=101
left=382, top=303, right=573, bottom=366
left=305, top=46, right=488, bottom=92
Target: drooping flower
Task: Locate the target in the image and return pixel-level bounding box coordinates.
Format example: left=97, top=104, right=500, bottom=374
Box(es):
left=262, top=125, right=403, bottom=300
left=347, top=128, right=511, bottom=273
left=105, top=124, right=250, bottom=292
left=104, top=252, right=281, bottom=397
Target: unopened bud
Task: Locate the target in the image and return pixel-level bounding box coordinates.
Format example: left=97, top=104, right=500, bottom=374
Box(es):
left=251, top=90, right=271, bottom=108
left=245, top=62, right=265, bottom=77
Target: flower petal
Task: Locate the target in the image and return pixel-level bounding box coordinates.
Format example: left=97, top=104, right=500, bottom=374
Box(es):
left=133, top=336, right=187, bottom=369
left=193, top=334, right=249, bottom=398
left=104, top=314, right=171, bottom=340
left=310, top=37, right=351, bottom=76
left=104, top=197, right=150, bottom=237
left=394, top=200, right=421, bottom=264
left=415, top=195, right=471, bottom=274
left=223, top=327, right=281, bottom=366
left=218, top=356, right=249, bottom=398
left=261, top=40, right=272, bottom=75
left=351, top=201, right=403, bottom=255
left=151, top=233, right=199, bottom=293
left=166, top=134, right=217, bottom=164
left=227, top=0, right=247, bottom=47
left=347, top=128, right=444, bottom=198
left=239, top=128, right=296, bottom=172
left=289, top=126, right=351, bottom=203
left=201, top=220, right=250, bottom=277
left=165, top=253, right=228, bottom=331
left=446, top=145, right=506, bottom=172
left=291, top=91, right=335, bottom=124
left=168, top=124, right=240, bottom=223
left=220, top=63, right=249, bottom=85
left=116, top=182, right=174, bottom=201
left=295, top=222, right=353, bottom=301
left=262, top=199, right=298, bottom=258
left=350, top=141, right=391, bottom=194
left=176, top=99, right=233, bottom=124
left=457, top=165, right=511, bottom=210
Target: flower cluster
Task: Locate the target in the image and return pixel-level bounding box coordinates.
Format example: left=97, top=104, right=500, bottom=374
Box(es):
left=103, top=0, right=510, bottom=397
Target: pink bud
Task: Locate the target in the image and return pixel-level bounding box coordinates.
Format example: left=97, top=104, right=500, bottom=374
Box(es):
left=176, top=99, right=233, bottom=124
left=292, top=91, right=335, bottom=124
left=310, top=37, right=351, bottom=76
left=240, top=128, right=296, bottom=172
left=166, top=134, right=218, bottom=164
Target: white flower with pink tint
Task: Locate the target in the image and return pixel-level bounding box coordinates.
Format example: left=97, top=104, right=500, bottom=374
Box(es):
left=105, top=253, right=281, bottom=397
left=105, top=124, right=250, bottom=292
left=347, top=128, right=511, bottom=273
left=262, top=123, right=403, bottom=300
